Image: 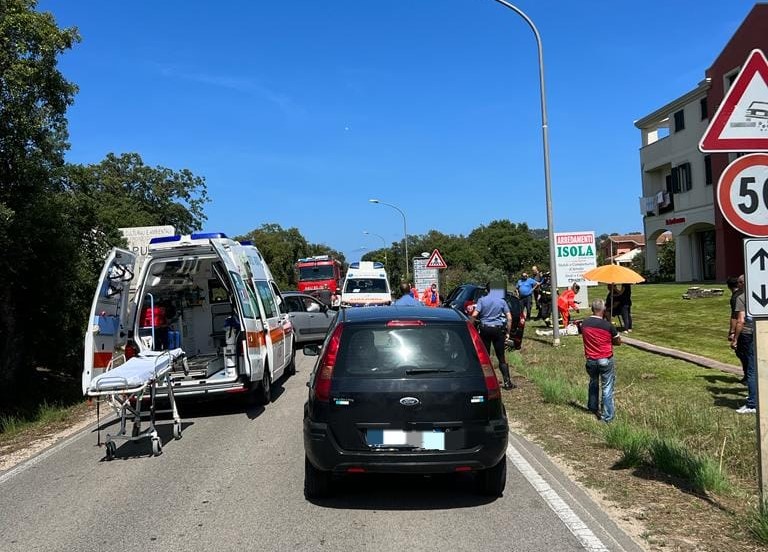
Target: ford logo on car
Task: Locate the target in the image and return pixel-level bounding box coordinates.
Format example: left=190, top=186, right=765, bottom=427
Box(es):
left=399, top=397, right=420, bottom=407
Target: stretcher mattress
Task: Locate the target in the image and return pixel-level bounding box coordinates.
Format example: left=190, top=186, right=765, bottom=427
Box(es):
left=88, top=349, right=185, bottom=393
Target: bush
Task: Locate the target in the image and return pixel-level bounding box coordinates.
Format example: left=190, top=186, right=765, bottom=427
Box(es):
left=649, top=437, right=729, bottom=494
left=604, top=421, right=651, bottom=468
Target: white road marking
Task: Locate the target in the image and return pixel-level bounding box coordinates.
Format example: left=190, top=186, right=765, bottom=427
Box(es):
left=507, top=443, right=610, bottom=552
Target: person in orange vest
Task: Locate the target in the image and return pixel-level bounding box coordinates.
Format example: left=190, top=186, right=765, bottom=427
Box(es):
left=557, top=283, right=581, bottom=327
left=421, top=283, right=440, bottom=307
left=409, top=283, right=419, bottom=300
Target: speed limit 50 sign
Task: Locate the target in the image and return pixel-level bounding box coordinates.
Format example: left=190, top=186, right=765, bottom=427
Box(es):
left=717, top=153, right=768, bottom=237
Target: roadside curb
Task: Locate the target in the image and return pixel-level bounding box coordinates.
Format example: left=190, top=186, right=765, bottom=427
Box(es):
left=621, top=336, right=742, bottom=376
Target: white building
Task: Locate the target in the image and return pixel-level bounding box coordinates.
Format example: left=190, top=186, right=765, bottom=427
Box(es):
left=635, top=79, right=716, bottom=281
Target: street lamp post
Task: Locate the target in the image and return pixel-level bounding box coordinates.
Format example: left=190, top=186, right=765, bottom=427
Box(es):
left=363, top=231, right=388, bottom=267
left=369, top=199, right=409, bottom=280
left=490, top=0, right=561, bottom=346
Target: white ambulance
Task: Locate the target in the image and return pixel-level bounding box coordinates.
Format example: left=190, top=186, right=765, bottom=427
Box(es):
left=339, top=261, right=392, bottom=307
left=82, top=232, right=294, bottom=404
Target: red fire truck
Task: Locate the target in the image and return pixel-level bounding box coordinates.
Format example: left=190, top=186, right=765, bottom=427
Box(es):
left=295, top=255, right=343, bottom=307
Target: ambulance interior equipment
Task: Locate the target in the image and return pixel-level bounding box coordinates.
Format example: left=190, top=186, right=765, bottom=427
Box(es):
left=83, top=233, right=294, bottom=460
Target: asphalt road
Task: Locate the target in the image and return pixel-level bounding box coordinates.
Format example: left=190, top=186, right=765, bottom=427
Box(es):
left=0, top=352, right=643, bottom=552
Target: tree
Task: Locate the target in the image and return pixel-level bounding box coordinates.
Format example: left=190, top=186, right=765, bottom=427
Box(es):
left=658, top=239, right=675, bottom=281
left=0, top=0, right=80, bottom=404
left=66, top=152, right=209, bottom=234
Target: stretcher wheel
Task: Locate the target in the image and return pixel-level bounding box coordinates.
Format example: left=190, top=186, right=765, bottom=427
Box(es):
left=151, top=438, right=163, bottom=456
left=132, top=424, right=140, bottom=438
left=105, top=441, right=116, bottom=461
left=173, top=422, right=182, bottom=440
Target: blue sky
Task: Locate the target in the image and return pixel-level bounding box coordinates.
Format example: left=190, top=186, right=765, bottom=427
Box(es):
left=41, top=0, right=757, bottom=260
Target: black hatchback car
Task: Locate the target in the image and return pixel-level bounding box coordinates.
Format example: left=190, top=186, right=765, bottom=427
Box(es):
left=302, top=306, right=508, bottom=499
left=442, top=284, right=526, bottom=349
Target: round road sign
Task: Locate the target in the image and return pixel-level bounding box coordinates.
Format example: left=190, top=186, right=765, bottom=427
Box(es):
left=717, top=153, right=768, bottom=237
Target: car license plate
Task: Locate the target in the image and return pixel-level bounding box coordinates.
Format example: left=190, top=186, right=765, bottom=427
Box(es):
left=366, top=429, right=445, bottom=450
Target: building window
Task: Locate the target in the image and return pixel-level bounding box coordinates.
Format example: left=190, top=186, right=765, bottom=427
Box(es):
left=704, top=155, right=712, bottom=185
left=674, top=110, right=685, bottom=132
left=671, top=162, right=692, bottom=192
left=700, top=98, right=707, bottom=120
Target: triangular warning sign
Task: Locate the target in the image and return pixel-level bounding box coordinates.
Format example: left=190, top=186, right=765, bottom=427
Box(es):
left=700, top=49, right=768, bottom=153
left=425, top=248, right=447, bottom=269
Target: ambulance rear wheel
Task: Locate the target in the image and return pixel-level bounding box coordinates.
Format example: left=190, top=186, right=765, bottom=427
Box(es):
left=286, top=349, right=296, bottom=377
left=151, top=438, right=162, bottom=456
left=257, top=367, right=271, bottom=405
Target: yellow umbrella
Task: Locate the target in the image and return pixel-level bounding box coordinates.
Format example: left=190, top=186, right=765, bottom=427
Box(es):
left=583, top=264, right=645, bottom=284
left=582, top=264, right=645, bottom=323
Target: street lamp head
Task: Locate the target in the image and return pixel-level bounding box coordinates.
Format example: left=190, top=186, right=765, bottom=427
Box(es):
left=420, top=252, right=430, bottom=258
left=368, top=199, right=380, bottom=204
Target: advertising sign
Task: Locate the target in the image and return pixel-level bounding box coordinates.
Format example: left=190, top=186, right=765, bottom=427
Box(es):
left=555, top=231, right=597, bottom=306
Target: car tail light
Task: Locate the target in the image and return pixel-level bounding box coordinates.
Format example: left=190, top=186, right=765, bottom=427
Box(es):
left=386, top=320, right=426, bottom=327
left=466, top=321, right=500, bottom=400
left=314, top=324, right=344, bottom=402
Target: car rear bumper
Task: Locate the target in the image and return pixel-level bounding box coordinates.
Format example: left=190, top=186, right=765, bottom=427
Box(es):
left=304, top=418, right=508, bottom=473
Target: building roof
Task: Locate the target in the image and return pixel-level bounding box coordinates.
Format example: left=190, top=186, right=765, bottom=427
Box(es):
left=605, top=231, right=672, bottom=247
left=634, top=79, right=710, bottom=129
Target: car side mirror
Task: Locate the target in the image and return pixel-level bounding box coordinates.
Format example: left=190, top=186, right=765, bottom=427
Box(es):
left=303, top=344, right=321, bottom=356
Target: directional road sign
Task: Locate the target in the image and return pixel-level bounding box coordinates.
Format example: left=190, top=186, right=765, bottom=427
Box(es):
left=717, top=153, right=768, bottom=237
left=700, top=49, right=768, bottom=153
left=746, top=238, right=768, bottom=318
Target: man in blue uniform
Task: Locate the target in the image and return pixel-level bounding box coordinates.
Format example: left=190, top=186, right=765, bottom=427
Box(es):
left=516, top=271, right=539, bottom=320
left=472, top=284, right=515, bottom=390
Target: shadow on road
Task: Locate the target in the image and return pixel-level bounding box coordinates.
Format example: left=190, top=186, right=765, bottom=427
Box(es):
left=309, top=473, right=497, bottom=510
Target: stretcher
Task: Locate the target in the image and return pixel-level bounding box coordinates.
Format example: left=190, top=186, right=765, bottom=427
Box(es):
left=86, top=348, right=189, bottom=460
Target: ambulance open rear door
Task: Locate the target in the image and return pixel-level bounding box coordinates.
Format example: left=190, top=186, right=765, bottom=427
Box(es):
left=82, top=248, right=136, bottom=395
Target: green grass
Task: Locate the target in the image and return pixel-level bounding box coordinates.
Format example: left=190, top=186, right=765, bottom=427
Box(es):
left=749, top=501, right=768, bottom=544
left=509, top=333, right=757, bottom=489
left=0, top=400, right=85, bottom=443
left=648, top=437, right=730, bottom=494
left=584, top=283, right=737, bottom=365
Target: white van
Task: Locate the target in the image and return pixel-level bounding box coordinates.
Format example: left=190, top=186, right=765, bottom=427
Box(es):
left=82, top=232, right=294, bottom=404
left=339, top=261, right=392, bottom=307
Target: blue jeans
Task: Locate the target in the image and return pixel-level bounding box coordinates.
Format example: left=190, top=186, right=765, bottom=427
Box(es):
left=736, top=333, right=756, bottom=408
left=586, top=357, right=615, bottom=422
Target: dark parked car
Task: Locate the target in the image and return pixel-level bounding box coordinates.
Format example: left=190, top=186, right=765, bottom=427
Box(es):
left=441, top=284, right=526, bottom=350
left=302, top=306, right=508, bottom=499
left=282, top=291, right=336, bottom=345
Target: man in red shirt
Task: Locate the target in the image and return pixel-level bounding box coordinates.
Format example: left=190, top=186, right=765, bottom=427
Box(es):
left=579, top=298, right=621, bottom=423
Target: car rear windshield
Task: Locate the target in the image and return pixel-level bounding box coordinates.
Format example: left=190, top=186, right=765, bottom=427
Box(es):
left=333, top=323, right=480, bottom=378
left=344, top=278, right=389, bottom=293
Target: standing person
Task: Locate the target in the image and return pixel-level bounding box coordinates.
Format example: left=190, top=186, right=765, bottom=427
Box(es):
left=471, top=285, right=515, bottom=390
left=617, top=284, right=633, bottom=333
left=395, top=282, right=421, bottom=306
left=604, top=284, right=623, bottom=326
left=516, top=271, right=539, bottom=320
left=532, top=266, right=543, bottom=319
left=726, top=276, right=745, bottom=383
left=732, top=275, right=756, bottom=413
left=409, top=283, right=418, bottom=299
left=421, top=283, right=440, bottom=308
left=557, top=283, right=581, bottom=328
left=580, top=299, right=622, bottom=423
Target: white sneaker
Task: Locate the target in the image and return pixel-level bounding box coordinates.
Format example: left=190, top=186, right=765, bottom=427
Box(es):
left=736, top=405, right=756, bottom=414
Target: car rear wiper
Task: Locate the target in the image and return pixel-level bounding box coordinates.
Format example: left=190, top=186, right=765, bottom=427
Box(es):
left=404, top=368, right=455, bottom=375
